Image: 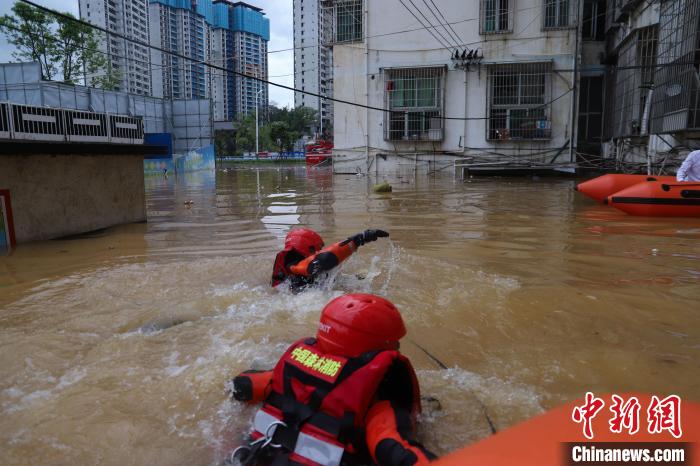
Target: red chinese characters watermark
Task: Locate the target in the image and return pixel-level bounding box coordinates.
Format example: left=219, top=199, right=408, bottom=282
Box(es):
left=571, top=393, right=683, bottom=439
left=609, top=394, right=641, bottom=435
left=647, top=395, right=682, bottom=438
left=572, top=392, right=606, bottom=439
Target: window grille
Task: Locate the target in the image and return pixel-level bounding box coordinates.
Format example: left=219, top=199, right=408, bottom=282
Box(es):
left=578, top=75, right=604, bottom=144
left=487, top=62, right=552, bottom=141
left=650, top=0, right=700, bottom=133
left=480, top=0, right=513, bottom=34
left=0, top=103, right=9, bottom=139
left=384, top=67, right=445, bottom=142
left=543, top=0, right=574, bottom=29
left=582, top=0, right=606, bottom=41
left=611, top=26, right=658, bottom=137
left=333, top=0, right=363, bottom=43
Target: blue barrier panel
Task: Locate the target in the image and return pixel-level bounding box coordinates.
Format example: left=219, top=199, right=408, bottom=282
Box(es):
left=144, top=157, right=176, bottom=175
left=144, top=133, right=173, bottom=159
left=176, top=145, right=215, bottom=173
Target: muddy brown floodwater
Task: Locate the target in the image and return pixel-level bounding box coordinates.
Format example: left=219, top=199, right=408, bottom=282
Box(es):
left=1, top=164, right=699, bottom=465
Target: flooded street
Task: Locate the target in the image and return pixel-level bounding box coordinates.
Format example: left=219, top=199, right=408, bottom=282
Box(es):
left=1, top=164, right=699, bottom=465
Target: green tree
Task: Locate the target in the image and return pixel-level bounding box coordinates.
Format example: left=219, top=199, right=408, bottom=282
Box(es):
left=286, top=106, right=318, bottom=134
left=0, top=2, right=118, bottom=88
left=0, top=2, right=56, bottom=80
left=269, top=121, right=299, bottom=152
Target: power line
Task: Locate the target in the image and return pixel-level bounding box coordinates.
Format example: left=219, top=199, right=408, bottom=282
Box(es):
left=15, top=0, right=679, bottom=124
left=407, top=0, right=460, bottom=50
left=268, top=4, right=545, bottom=54
left=396, top=0, right=455, bottom=51
left=423, top=0, right=464, bottom=47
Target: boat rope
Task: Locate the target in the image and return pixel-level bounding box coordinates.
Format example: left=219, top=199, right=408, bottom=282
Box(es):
left=409, top=340, right=498, bottom=435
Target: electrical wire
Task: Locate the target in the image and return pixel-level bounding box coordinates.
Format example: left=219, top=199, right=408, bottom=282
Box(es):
left=396, top=0, right=455, bottom=51
left=405, top=0, right=461, bottom=49
left=268, top=4, right=545, bottom=54
left=14, top=0, right=577, bottom=122
left=424, top=0, right=464, bottom=46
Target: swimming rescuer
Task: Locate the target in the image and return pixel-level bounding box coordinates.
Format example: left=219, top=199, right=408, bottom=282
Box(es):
left=228, top=294, right=436, bottom=466
left=271, top=228, right=389, bottom=291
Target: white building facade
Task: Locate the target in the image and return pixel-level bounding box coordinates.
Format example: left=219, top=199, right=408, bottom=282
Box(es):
left=79, top=0, right=153, bottom=95
left=329, top=0, right=581, bottom=175
left=294, top=0, right=334, bottom=135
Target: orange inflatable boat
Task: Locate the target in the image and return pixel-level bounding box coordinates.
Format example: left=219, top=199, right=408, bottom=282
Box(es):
left=607, top=181, right=700, bottom=217
left=433, top=393, right=700, bottom=466
left=575, top=174, right=676, bottom=203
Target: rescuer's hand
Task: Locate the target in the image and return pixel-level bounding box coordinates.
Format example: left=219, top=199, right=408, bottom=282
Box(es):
left=350, top=229, right=389, bottom=246
left=228, top=370, right=273, bottom=403
left=308, top=257, right=323, bottom=276
left=230, top=375, right=252, bottom=401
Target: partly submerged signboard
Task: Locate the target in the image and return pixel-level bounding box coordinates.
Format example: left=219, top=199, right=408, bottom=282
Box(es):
left=0, top=189, right=16, bottom=252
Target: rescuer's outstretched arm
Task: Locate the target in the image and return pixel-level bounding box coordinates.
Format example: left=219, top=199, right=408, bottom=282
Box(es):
left=229, top=370, right=273, bottom=404
left=365, top=400, right=436, bottom=466
left=289, top=229, right=389, bottom=277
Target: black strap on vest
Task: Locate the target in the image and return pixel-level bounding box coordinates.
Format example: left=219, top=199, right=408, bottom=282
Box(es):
left=266, top=347, right=380, bottom=459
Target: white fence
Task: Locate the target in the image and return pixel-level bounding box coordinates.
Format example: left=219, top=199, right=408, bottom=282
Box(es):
left=0, top=101, right=144, bottom=145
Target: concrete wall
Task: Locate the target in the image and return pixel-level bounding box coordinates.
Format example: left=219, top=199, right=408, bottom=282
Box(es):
left=0, top=154, right=146, bottom=243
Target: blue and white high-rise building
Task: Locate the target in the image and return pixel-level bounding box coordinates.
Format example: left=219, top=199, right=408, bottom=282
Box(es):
left=148, top=0, right=269, bottom=121
left=79, top=0, right=153, bottom=95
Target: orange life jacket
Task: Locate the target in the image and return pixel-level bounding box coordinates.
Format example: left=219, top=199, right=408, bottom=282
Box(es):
left=250, top=338, right=420, bottom=466
left=289, top=240, right=357, bottom=277
left=272, top=240, right=358, bottom=287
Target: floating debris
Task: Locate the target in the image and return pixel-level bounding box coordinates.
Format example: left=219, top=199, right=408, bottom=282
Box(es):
left=372, top=182, right=392, bottom=193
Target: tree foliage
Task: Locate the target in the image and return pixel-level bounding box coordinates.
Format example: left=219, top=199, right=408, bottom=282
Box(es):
left=216, top=105, right=319, bottom=156
left=0, top=2, right=119, bottom=88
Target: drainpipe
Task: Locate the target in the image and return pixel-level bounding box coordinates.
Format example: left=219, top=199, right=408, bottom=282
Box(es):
left=364, top=1, right=370, bottom=174
left=641, top=88, right=654, bottom=174
left=569, top=0, right=583, bottom=166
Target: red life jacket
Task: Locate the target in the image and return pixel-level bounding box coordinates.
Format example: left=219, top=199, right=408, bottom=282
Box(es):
left=250, top=338, right=420, bottom=466
left=271, top=249, right=293, bottom=287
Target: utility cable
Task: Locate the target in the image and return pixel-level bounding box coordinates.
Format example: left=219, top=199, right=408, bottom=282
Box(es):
left=15, top=0, right=576, bottom=122
left=404, top=0, right=461, bottom=49
left=396, top=0, right=455, bottom=51
left=422, top=0, right=464, bottom=47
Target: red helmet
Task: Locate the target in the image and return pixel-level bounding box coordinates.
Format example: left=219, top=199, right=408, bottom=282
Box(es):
left=284, top=228, right=324, bottom=257
left=316, top=294, right=406, bottom=357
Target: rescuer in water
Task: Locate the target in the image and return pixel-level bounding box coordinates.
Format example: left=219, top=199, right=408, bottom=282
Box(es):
left=271, top=228, right=389, bottom=291
left=228, top=293, right=436, bottom=466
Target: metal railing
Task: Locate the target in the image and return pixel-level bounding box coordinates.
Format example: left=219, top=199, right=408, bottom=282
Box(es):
left=0, top=101, right=144, bottom=144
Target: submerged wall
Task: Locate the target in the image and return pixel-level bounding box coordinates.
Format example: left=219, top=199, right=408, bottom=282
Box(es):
left=0, top=154, right=146, bottom=243
left=174, top=145, right=215, bottom=173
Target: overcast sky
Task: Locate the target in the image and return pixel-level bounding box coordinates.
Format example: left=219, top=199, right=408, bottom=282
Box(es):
left=0, top=0, right=295, bottom=107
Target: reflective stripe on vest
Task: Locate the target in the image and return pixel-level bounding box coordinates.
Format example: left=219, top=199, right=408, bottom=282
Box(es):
left=253, top=409, right=281, bottom=438
left=254, top=409, right=344, bottom=466
left=294, top=431, right=344, bottom=466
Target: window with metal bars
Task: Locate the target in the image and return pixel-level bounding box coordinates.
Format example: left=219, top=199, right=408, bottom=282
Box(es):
left=578, top=75, right=604, bottom=144
left=384, top=67, right=445, bottom=141
left=582, top=0, right=606, bottom=41
left=334, top=0, right=362, bottom=43
left=650, top=0, right=700, bottom=133
left=480, top=0, right=512, bottom=34
left=543, top=0, right=573, bottom=29
left=487, top=62, right=552, bottom=140
left=610, top=26, right=658, bottom=137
